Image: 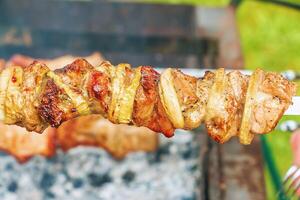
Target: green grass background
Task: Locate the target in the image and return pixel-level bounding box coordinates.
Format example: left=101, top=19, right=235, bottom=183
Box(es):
left=237, top=2, right=300, bottom=199
left=137, top=0, right=300, bottom=199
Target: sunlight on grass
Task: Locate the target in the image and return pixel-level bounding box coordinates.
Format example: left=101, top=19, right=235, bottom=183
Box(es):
left=238, top=1, right=300, bottom=71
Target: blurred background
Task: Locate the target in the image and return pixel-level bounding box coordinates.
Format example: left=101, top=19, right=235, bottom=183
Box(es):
left=138, top=0, right=300, bottom=198
left=0, top=0, right=299, bottom=200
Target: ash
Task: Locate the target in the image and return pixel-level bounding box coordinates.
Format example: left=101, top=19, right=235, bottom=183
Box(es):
left=0, top=130, right=201, bottom=200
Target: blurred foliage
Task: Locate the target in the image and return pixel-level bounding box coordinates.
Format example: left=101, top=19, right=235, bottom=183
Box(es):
left=238, top=1, right=300, bottom=72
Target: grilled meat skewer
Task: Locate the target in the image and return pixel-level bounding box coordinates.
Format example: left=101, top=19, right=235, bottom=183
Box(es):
left=0, top=59, right=296, bottom=144
left=0, top=53, right=159, bottom=162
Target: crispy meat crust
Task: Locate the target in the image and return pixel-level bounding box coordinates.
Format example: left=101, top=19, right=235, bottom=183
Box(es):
left=55, top=58, right=94, bottom=88
left=39, top=79, right=65, bottom=127
left=133, top=66, right=158, bottom=125
left=88, top=70, right=111, bottom=113
left=133, top=66, right=174, bottom=137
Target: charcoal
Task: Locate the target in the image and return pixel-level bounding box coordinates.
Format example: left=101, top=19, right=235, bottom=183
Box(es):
left=122, top=170, right=136, bottom=184
left=0, top=131, right=201, bottom=199
left=72, top=178, right=84, bottom=188
left=40, top=172, right=56, bottom=189
left=87, top=173, right=112, bottom=187
left=7, top=181, right=18, bottom=192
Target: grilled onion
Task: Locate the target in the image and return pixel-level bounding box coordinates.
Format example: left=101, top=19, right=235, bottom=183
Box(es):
left=205, top=68, right=231, bottom=143
left=159, top=68, right=184, bottom=129
left=118, top=67, right=142, bottom=123
left=0, top=68, right=12, bottom=121
left=108, top=63, right=130, bottom=123
left=4, top=66, right=24, bottom=124
left=239, top=69, right=264, bottom=144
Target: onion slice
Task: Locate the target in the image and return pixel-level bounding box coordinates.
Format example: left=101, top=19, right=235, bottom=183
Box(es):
left=205, top=68, right=230, bottom=143
left=4, top=66, right=24, bottom=124
left=108, top=63, right=129, bottom=123
left=118, top=67, right=142, bottom=123
left=239, top=69, right=264, bottom=144
left=0, top=68, right=12, bottom=121
left=159, top=68, right=184, bottom=129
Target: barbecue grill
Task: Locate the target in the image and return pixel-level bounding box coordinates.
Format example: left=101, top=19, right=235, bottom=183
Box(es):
left=0, top=1, right=267, bottom=199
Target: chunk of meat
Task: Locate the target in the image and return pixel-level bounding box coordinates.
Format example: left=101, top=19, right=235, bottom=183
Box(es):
left=251, top=72, right=296, bottom=134
left=205, top=69, right=248, bottom=143
left=0, top=125, right=55, bottom=163
left=56, top=115, right=158, bottom=159
left=8, top=52, right=104, bottom=69
left=172, top=69, right=202, bottom=129
left=133, top=66, right=158, bottom=125
left=196, top=71, right=215, bottom=123
left=133, top=66, right=174, bottom=137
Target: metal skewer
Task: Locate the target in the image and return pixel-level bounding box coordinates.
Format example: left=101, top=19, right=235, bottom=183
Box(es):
left=285, top=97, right=300, bottom=116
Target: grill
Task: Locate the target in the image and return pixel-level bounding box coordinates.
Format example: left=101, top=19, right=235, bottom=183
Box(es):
left=0, top=1, right=265, bottom=199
